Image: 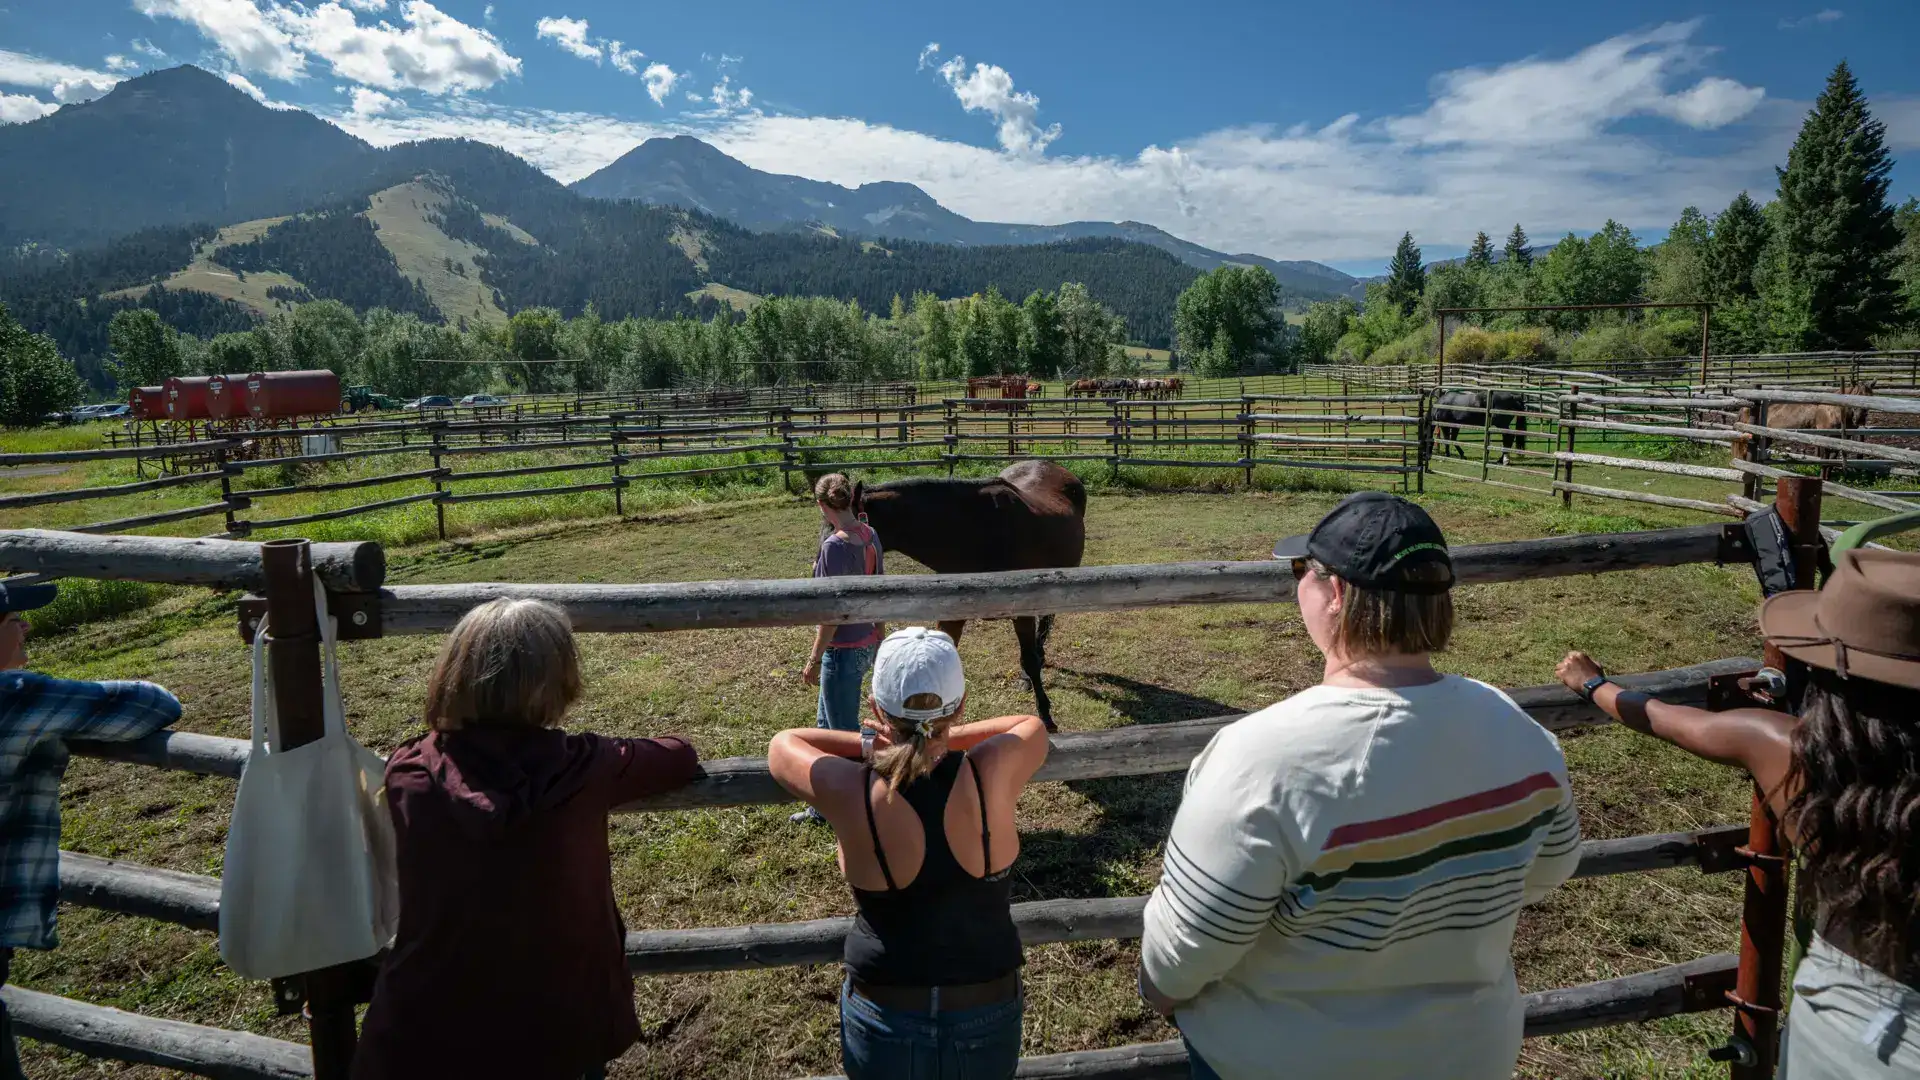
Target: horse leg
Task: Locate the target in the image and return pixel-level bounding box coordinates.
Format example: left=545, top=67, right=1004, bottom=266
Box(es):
left=937, top=619, right=966, bottom=647
left=1013, top=615, right=1056, bottom=733
left=1037, top=613, right=1056, bottom=649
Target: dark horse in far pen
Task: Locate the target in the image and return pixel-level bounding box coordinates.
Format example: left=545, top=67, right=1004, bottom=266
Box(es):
left=850, top=460, right=1086, bottom=732
left=1430, top=389, right=1530, bottom=466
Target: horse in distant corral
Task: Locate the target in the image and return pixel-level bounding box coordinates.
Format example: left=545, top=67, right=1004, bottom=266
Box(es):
left=1764, top=380, right=1875, bottom=432
left=1069, top=379, right=1101, bottom=398
left=853, top=460, right=1086, bottom=732
left=1430, top=389, right=1529, bottom=465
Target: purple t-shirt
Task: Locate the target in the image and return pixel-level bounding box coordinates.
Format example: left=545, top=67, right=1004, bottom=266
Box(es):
left=816, top=521, right=884, bottom=648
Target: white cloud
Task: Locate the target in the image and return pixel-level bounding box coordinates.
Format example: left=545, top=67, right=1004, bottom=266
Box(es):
left=349, top=85, right=399, bottom=116
left=134, top=0, right=305, bottom=82
left=290, top=1, right=519, bottom=92
left=341, top=0, right=387, bottom=9
left=1880, top=96, right=1920, bottom=152
left=916, top=42, right=939, bottom=71
left=1656, top=76, right=1768, bottom=128
left=0, top=50, right=123, bottom=103
left=0, top=91, right=58, bottom=124
left=535, top=15, right=599, bottom=63
left=1779, top=10, right=1842, bottom=29
left=936, top=53, right=1058, bottom=156
left=105, top=54, right=139, bottom=73
left=338, top=20, right=1792, bottom=264
left=608, top=41, right=643, bottom=75
left=482, top=3, right=493, bottom=21
left=707, top=74, right=751, bottom=112
left=224, top=70, right=268, bottom=100
left=138, top=0, right=520, bottom=93
left=1385, top=22, right=1761, bottom=146
left=642, top=62, right=678, bottom=106
left=132, top=38, right=170, bottom=59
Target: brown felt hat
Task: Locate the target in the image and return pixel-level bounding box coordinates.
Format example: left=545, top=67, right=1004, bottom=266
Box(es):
left=1758, top=549, right=1920, bottom=690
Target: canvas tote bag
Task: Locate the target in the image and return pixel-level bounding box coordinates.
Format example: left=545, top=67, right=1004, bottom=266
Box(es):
left=219, top=573, right=399, bottom=980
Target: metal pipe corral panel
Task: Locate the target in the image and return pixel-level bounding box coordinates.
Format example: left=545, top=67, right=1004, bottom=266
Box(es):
left=163, top=376, right=213, bottom=421
left=248, top=369, right=342, bottom=420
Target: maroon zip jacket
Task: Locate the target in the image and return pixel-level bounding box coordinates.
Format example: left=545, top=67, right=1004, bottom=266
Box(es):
left=352, top=727, right=699, bottom=1080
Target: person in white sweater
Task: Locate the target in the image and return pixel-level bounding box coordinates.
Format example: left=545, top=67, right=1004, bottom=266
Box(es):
left=1139, top=492, right=1583, bottom=1080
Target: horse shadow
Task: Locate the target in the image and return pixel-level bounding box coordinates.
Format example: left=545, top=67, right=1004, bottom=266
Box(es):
left=1010, top=669, right=1245, bottom=903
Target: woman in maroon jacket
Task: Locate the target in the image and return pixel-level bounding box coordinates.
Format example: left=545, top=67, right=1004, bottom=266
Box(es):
left=353, top=598, right=701, bottom=1080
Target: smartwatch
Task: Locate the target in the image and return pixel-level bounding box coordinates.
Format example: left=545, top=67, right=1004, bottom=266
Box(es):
left=861, top=729, right=876, bottom=762
left=1580, top=674, right=1611, bottom=702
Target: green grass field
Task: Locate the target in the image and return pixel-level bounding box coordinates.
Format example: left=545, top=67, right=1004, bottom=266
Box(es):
left=13, top=481, right=1770, bottom=1079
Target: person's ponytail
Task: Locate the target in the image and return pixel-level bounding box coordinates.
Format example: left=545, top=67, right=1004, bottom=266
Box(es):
left=872, top=692, right=957, bottom=796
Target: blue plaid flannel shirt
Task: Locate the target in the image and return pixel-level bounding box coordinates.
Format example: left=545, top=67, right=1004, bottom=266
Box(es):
left=1, top=671, right=180, bottom=950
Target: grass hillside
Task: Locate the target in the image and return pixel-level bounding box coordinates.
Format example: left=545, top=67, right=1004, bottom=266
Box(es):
left=687, top=282, right=763, bottom=311
left=364, top=180, right=511, bottom=327
left=104, top=217, right=305, bottom=317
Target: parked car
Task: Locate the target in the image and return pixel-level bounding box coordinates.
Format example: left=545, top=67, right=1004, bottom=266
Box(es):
left=460, top=393, right=506, bottom=406
left=404, top=395, right=456, bottom=410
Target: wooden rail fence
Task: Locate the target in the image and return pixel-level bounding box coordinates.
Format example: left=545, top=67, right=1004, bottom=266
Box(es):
left=0, top=513, right=1795, bottom=1080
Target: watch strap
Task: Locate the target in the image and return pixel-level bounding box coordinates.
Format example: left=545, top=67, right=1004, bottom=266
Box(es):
left=1581, top=674, right=1611, bottom=702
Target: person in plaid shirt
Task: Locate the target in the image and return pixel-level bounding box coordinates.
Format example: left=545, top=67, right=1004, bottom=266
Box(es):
left=0, top=581, right=180, bottom=1078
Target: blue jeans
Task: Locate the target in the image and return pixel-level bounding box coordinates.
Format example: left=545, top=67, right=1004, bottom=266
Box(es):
left=1183, top=1036, right=1223, bottom=1080
left=817, top=645, right=875, bottom=733
left=839, top=978, right=1023, bottom=1080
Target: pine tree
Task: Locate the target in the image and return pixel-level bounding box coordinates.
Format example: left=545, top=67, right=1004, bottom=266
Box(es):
left=1465, top=232, right=1494, bottom=270
left=1503, top=224, right=1532, bottom=269
left=1383, top=232, right=1425, bottom=317
left=1707, top=192, right=1770, bottom=301
left=1770, top=60, right=1904, bottom=349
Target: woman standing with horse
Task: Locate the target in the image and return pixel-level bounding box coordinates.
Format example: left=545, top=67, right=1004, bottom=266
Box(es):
left=769, top=627, right=1050, bottom=1079
left=794, top=474, right=887, bottom=825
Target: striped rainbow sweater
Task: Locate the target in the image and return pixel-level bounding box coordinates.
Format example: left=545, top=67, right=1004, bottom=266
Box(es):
left=1141, top=676, right=1581, bottom=1080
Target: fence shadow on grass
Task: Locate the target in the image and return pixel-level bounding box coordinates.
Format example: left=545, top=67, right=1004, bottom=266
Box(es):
left=1012, top=668, right=1244, bottom=901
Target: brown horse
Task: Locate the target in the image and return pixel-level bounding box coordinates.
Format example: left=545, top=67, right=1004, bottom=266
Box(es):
left=1766, top=379, right=1875, bottom=432
left=853, top=460, right=1086, bottom=731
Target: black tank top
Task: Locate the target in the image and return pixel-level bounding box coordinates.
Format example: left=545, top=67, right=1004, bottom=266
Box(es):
left=842, top=753, right=1024, bottom=986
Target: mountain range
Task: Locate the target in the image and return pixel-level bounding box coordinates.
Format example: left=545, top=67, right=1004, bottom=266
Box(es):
left=571, top=135, right=1363, bottom=301
left=0, top=65, right=1365, bottom=382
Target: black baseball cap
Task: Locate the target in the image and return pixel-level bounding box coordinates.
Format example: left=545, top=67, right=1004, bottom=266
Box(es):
left=0, top=581, right=57, bottom=616
left=1272, top=492, right=1454, bottom=594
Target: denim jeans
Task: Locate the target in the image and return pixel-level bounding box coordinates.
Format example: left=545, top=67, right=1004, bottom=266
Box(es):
left=1183, top=1036, right=1223, bottom=1080
left=839, top=978, right=1023, bottom=1080
left=817, top=645, right=876, bottom=733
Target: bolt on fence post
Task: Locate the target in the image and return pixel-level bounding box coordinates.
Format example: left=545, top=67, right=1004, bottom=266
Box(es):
left=259, top=538, right=359, bottom=1080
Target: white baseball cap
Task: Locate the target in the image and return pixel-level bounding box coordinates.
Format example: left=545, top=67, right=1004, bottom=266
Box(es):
left=871, top=627, right=966, bottom=726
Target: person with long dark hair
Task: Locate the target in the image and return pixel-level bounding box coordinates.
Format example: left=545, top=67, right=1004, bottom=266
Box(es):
left=1557, top=548, right=1920, bottom=1077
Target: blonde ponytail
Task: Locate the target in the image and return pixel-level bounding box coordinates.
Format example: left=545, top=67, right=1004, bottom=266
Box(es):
left=872, top=691, right=958, bottom=796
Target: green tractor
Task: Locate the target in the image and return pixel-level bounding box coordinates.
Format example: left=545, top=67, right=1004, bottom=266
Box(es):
left=343, top=385, right=404, bottom=413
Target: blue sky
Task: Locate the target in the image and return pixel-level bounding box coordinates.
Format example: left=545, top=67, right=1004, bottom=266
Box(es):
left=2, top=1, right=1917, bottom=275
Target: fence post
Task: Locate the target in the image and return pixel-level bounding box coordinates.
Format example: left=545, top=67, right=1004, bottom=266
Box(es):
left=430, top=422, right=447, bottom=541
left=780, top=406, right=796, bottom=494
left=1742, top=402, right=1771, bottom=503
left=1240, top=396, right=1254, bottom=489
left=1724, top=475, right=1818, bottom=1080
left=1480, top=396, right=1495, bottom=481
left=1562, top=388, right=1579, bottom=510
left=259, top=538, right=359, bottom=1080
left=217, top=445, right=239, bottom=537
left=609, top=411, right=628, bottom=518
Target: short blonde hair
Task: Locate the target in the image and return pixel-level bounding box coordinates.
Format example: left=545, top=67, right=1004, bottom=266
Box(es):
left=1313, top=559, right=1454, bottom=656
left=424, top=598, right=582, bottom=731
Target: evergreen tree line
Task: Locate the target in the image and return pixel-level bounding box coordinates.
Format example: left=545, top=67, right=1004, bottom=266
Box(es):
left=1292, top=63, right=1920, bottom=367
left=0, top=300, right=85, bottom=427
left=94, top=281, right=1137, bottom=404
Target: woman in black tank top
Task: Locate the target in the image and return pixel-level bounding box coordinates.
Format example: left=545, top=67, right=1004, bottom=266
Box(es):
left=769, top=628, right=1051, bottom=1080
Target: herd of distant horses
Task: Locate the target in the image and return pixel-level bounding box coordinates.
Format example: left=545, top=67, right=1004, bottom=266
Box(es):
left=1066, top=377, right=1185, bottom=399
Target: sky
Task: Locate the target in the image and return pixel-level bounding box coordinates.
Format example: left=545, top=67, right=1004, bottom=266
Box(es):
left=2, top=1, right=1917, bottom=276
